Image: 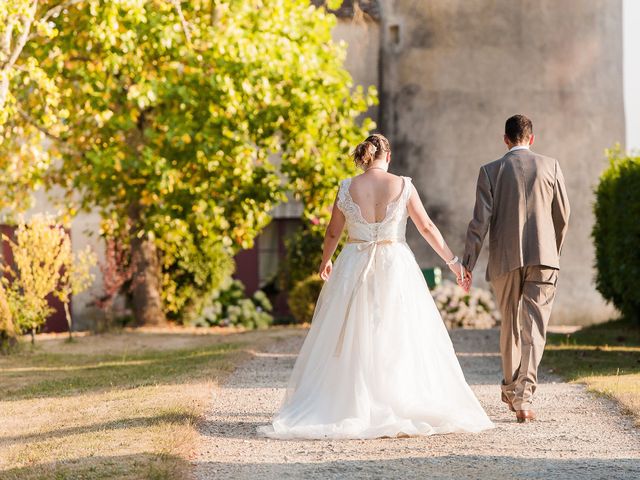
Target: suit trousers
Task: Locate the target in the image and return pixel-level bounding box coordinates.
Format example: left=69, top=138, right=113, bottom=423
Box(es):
left=491, top=265, right=558, bottom=411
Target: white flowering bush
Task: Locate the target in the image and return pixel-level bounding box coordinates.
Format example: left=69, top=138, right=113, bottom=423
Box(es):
left=189, top=278, right=273, bottom=329
left=432, top=281, right=500, bottom=329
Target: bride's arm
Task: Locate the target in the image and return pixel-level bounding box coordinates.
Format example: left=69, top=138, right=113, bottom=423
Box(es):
left=318, top=194, right=346, bottom=280
left=407, top=184, right=465, bottom=281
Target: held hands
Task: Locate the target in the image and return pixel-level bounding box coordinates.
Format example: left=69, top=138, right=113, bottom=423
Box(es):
left=448, top=260, right=472, bottom=293
left=460, top=266, right=472, bottom=292
left=319, top=259, right=333, bottom=281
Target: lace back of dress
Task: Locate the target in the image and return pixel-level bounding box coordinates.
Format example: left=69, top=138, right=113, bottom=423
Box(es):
left=337, top=178, right=360, bottom=223
left=338, top=176, right=411, bottom=227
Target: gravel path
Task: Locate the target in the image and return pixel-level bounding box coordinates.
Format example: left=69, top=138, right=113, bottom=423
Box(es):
left=193, top=328, right=640, bottom=479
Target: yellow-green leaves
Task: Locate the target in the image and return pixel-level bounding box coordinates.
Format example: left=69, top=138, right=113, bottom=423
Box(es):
left=2, top=214, right=96, bottom=336
left=16, top=0, right=375, bottom=321
left=0, top=1, right=69, bottom=212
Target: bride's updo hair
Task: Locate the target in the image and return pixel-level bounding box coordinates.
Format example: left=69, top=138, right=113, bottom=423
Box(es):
left=351, top=133, right=391, bottom=169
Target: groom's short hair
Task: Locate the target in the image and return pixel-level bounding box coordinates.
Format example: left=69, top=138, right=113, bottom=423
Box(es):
left=505, top=115, right=533, bottom=143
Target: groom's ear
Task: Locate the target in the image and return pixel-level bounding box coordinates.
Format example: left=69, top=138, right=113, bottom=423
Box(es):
left=503, top=134, right=510, bottom=148
left=528, top=134, right=535, bottom=146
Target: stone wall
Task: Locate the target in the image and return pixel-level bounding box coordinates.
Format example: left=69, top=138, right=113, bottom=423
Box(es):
left=373, top=0, right=624, bottom=324
left=333, top=17, right=381, bottom=122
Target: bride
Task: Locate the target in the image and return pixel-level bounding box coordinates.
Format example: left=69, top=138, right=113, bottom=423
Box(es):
left=258, top=134, right=494, bottom=439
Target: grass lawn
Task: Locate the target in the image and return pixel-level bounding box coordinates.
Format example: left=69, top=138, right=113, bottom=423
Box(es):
left=0, top=326, right=304, bottom=479
left=543, top=318, right=640, bottom=425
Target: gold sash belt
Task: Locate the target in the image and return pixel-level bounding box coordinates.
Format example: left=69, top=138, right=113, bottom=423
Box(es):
left=347, top=237, right=401, bottom=280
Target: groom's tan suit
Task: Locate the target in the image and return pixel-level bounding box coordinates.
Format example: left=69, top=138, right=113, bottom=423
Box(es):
left=463, top=146, right=570, bottom=411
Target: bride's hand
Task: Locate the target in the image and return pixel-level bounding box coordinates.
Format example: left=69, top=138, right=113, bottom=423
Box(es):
left=449, top=261, right=470, bottom=292
left=319, top=259, right=333, bottom=281
left=452, top=264, right=472, bottom=292
left=448, top=261, right=463, bottom=280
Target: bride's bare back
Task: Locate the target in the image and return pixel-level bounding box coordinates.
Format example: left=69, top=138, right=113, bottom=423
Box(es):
left=348, top=171, right=404, bottom=224
left=318, top=133, right=465, bottom=287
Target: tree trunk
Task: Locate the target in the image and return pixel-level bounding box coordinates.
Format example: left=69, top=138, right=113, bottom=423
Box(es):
left=130, top=232, right=167, bottom=326
left=64, top=301, right=73, bottom=341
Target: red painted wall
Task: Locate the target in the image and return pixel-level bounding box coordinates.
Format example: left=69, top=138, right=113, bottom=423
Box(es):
left=233, top=246, right=259, bottom=295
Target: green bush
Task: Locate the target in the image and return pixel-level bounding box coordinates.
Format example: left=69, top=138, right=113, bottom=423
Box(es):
left=158, top=228, right=235, bottom=322
left=280, top=226, right=348, bottom=292
left=593, top=147, right=640, bottom=323
left=288, top=275, right=325, bottom=324
left=188, top=278, right=273, bottom=329
left=279, top=227, right=324, bottom=292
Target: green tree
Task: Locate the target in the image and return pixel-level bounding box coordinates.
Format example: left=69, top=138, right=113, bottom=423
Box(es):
left=3, top=215, right=70, bottom=344
left=22, top=0, right=374, bottom=324
left=0, top=0, right=73, bottom=347
left=0, top=0, right=70, bottom=211
left=56, top=243, right=97, bottom=341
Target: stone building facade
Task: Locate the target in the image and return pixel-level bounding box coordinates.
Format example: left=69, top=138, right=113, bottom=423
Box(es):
left=329, top=0, right=624, bottom=324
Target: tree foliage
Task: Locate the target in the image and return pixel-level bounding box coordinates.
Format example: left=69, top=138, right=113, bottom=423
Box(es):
left=0, top=0, right=74, bottom=344
left=593, top=147, right=640, bottom=323
left=2, top=214, right=96, bottom=342
left=279, top=227, right=325, bottom=292
left=19, top=0, right=374, bottom=323
left=288, top=274, right=324, bottom=324
left=56, top=239, right=97, bottom=339
left=0, top=0, right=69, bottom=212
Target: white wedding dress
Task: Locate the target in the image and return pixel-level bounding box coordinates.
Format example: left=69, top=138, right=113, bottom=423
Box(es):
left=258, top=176, right=494, bottom=439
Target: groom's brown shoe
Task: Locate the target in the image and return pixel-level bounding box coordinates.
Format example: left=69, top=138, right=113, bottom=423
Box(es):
left=515, top=409, right=536, bottom=423
left=501, top=392, right=516, bottom=412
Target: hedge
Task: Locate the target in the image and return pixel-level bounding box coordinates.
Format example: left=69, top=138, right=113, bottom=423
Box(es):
left=592, top=147, right=640, bottom=323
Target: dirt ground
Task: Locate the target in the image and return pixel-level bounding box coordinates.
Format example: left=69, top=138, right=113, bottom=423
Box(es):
left=193, top=328, right=640, bottom=479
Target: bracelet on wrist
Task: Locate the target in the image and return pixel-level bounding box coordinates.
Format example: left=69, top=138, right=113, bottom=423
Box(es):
left=446, top=255, right=459, bottom=267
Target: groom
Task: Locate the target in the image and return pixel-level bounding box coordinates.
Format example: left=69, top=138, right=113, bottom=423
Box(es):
left=462, top=114, right=570, bottom=423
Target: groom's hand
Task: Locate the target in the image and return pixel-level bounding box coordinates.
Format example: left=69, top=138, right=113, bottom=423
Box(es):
left=461, top=267, right=472, bottom=293
left=464, top=267, right=472, bottom=281
left=455, top=267, right=469, bottom=291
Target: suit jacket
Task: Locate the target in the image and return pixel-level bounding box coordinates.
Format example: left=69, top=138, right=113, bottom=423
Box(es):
left=463, top=148, right=571, bottom=281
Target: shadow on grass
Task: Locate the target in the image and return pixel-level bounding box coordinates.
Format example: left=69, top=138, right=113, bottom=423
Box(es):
left=548, top=318, right=640, bottom=347
left=543, top=317, right=640, bottom=425
left=0, top=342, right=244, bottom=401
left=544, top=318, right=640, bottom=380
left=0, top=410, right=199, bottom=446
left=0, top=453, right=190, bottom=480
left=543, top=348, right=640, bottom=381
